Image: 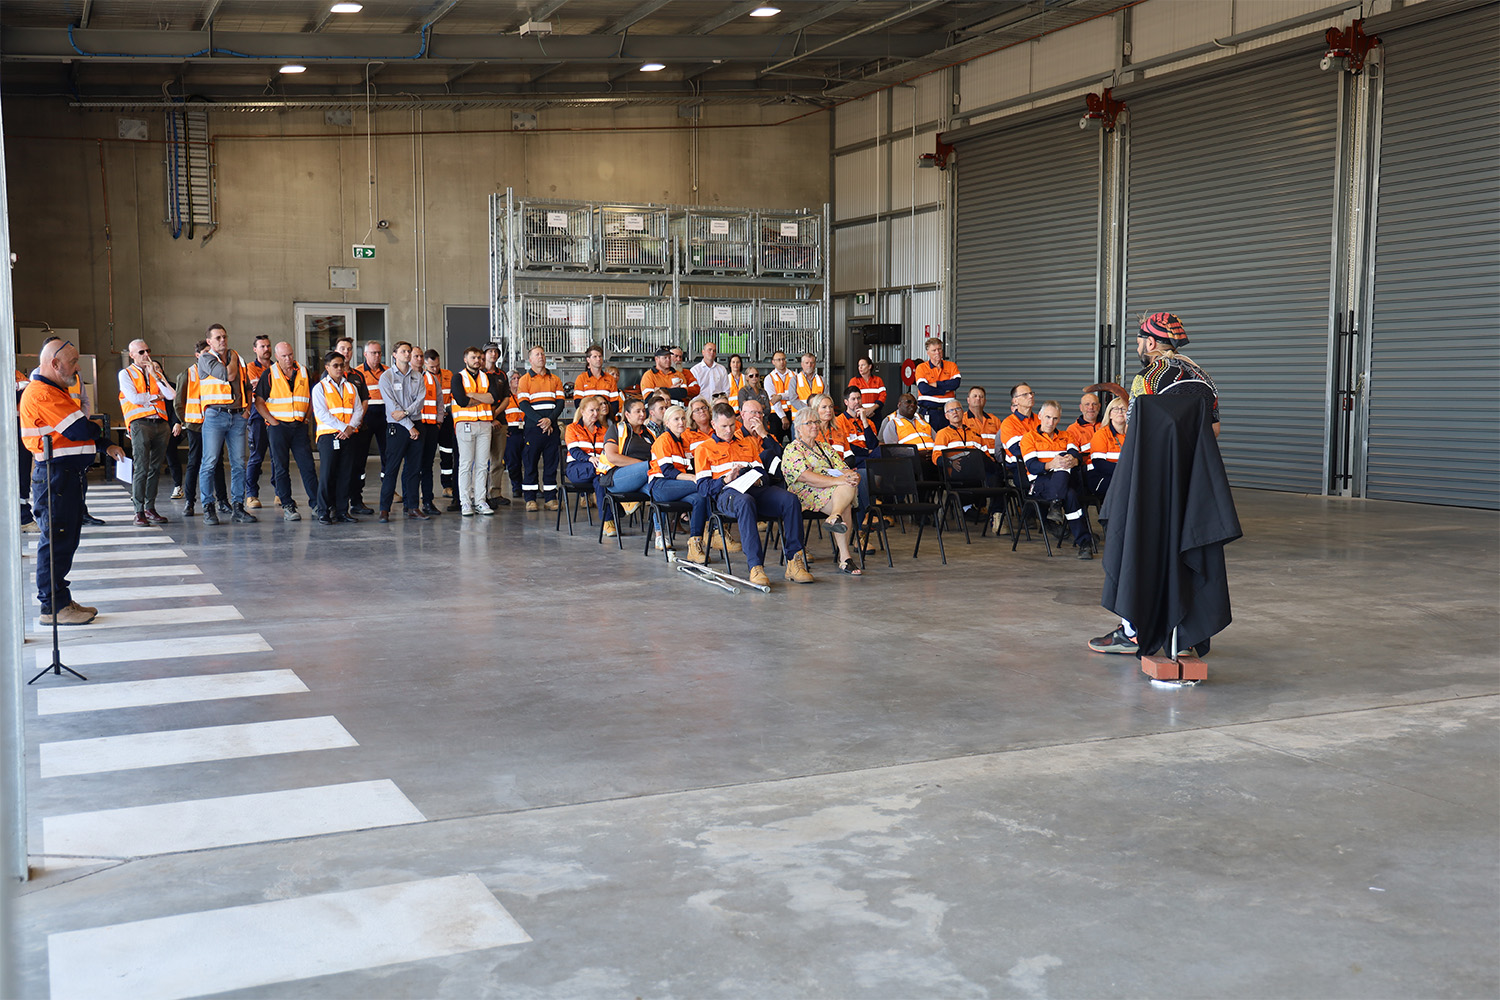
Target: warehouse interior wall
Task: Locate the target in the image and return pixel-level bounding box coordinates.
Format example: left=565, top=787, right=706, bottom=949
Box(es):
left=2, top=100, right=828, bottom=422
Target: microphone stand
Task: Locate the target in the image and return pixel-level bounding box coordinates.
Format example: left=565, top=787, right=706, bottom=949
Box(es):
left=29, top=435, right=86, bottom=684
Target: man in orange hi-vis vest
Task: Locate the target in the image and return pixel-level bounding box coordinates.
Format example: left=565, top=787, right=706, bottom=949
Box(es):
left=19, top=339, right=126, bottom=626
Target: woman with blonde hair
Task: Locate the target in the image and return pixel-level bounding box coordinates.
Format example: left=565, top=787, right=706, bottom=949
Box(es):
left=1087, top=395, right=1128, bottom=498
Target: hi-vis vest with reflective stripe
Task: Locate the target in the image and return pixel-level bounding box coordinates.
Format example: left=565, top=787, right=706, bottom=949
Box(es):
left=67, top=375, right=84, bottom=406
left=266, top=365, right=312, bottom=422
left=891, top=414, right=935, bottom=452
left=452, top=370, right=494, bottom=423
left=727, top=373, right=747, bottom=411
left=420, top=371, right=441, bottom=423
left=356, top=363, right=387, bottom=404
left=119, top=364, right=169, bottom=426
left=183, top=366, right=205, bottom=424
left=19, top=379, right=96, bottom=460
left=198, top=350, right=244, bottom=407
left=315, top=378, right=358, bottom=439
left=1020, top=427, right=1076, bottom=481
left=794, top=372, right=825, bottom=401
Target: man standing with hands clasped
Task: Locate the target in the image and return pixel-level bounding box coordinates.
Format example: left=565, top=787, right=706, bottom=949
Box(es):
left=197, top=323, right=257, bottom=525
left=313, top=351, right=365, bottom=524
left=376, top=341, right=431, bottom=522
left=20, top=339, right=126, bottom=625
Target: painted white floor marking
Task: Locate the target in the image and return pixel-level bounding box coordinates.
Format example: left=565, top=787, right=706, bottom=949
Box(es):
left=41, top=716, right=355, bottom=777
left=66, top=564, right=201, bottom=582
left=47, top=874, right=529, bottom=1000
left=29, top=605, right=241, bottom=634
left=42, top=779, right=425, bottom=859
left=54, top=583, right=220, bottom=604
left=58, top=548, right=189, bottom=563
left=27, top=536, right=174, bottom=549
left=37, top=667, right=298, bottom=715
left=31, top=633, right=272, bottom=674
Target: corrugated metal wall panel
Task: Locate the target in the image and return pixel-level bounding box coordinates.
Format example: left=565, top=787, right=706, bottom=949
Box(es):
left=834, top=147, right=880, bottom=220
left=1364, top=5, right=1500, bottom=508
left=1031, top=15, right=1118, bottom=90
left=1125, top=54, right=1338, bottom=492
left=889, top=211, right=941, bottom=287
left=960, top=46, right=1031, bottom=113
left=953, top=116, right=1102, bottom=406
left=834, top=223, right=878, bottom=292
left=892, top=75, right=945, bottom=132
left=835, top=95, right=879, bottom=148
left=1132, top=0, right=1233, bottom=63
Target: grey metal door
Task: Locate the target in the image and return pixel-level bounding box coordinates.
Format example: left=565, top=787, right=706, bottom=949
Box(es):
left=953, top=117, right=1102, bottom=409
left=1124, top=55, right=1340, bottom=492
left=1363, top=6, right=1500, bottom=509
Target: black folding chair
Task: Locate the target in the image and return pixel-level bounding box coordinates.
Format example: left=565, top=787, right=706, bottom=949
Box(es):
left=599, top=490, right=650, bottom=549
left=556, top=472, right=596, bottom=534
left=937, top=447, right=1017, bottom=543
left=859, top=456, right=946, bottom=568
left=644, top=495, right=696, bottom=561
left=1006, top=460, right=1065, bottom=557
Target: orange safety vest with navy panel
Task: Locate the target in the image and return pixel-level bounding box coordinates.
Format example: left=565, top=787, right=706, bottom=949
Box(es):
left=19, top=375, right=105, bottom=463
left=1088, top=423, right=1124, bottom=472
left=913, top=359, right=961, bottom=412
left=314, top=377, right=359, bottom=439
left=1020, top=426, right=1080, bottom=483
left=999, top=410, right=1040, bottom=465
left=849, top=375, right=887, bottom=411
left=198, top=349, right=247, bottom=408
left=694, top=433, right=760, bottom=483
left=932, top=423, right=988, bottom=464
left=1066, top=418, right=1098, bottom=463
left=565, top=421, right=607, bottom=469
left=265, top=365, right=312, bottom=422
left=354, top=362, right=387, bottom=409
left=419, top=371, right=442, bottom=424
left=118, top=364, right=171, bottom=427
left=649, top=431, right=693, bottom=482
left=517, top=369, right=565, bottom=430
left=833, top=412, right=877, bottom=464
left=964, top=410, right=1002, bottom=455
left=574, top=371, right=620, bottom=418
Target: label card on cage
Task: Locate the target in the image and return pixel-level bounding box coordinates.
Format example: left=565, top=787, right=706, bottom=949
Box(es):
left=546, top=303, right=569, bottom=320
left=546, top=212, right=567, bottom=228
left=778, top=307, right=797, bottom=323
left=709, top=218, right=729, bottom=235
left=712, top=306, right=733, bottom=323
left=625, top=305, right=646, bottom=321
left=623, top=215, right=645, bottom=231
left=779, top=222, right=799, bottom=238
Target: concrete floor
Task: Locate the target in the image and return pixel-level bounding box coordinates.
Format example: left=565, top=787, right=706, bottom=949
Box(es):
left=12, top=478, right=1500, bottom=999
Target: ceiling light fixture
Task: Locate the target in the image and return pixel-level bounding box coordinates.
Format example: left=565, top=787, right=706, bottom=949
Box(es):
left=330, top=3, right=363, bottom=12
left=280, top=64, right=307, bottom=74
left=640, top=63, right=666, bottom=72
left=750, top=6, right=781, bottom=15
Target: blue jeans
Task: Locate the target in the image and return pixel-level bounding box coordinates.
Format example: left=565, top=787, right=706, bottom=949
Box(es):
left=648, top=477, right=707, bottom=537
left=199, top=407, right=248, bottom=507
left=600, top=461, right=650, bottom=518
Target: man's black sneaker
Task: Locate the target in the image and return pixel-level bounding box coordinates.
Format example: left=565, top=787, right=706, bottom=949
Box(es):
left=230, top=504, right=258, bottom=523
left=489, top=495, right=512, bottom=507
left=1076, top=542, right=1094, bottom=560
left=1088, top=626, right=1138, bottom=655
left=81, top=513, right=107, bottom=526
left=446, top=502, right=461, bottom=512
left=183, top=501, right=196, bottom=517
left=203, top=507, right=220, bottom=526
left=351, top=503, right=375, bottom=515
left=420, top=503, right=442, bottom=516
left=217, top=500, right=232, bottom=514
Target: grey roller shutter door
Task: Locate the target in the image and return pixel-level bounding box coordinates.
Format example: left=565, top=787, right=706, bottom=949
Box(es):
left=1125, top=56, right=1338, bottom=492
left=1364, top=6, right=1500, bottom=509
left=953, top=119, right=1101, bottom=406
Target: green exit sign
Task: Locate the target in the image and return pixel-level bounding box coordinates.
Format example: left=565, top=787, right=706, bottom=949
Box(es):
left=352, top=245, right=375, bottom=259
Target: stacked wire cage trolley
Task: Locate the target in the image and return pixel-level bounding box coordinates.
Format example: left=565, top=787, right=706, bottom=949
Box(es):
left=490, top=189, right=827, bottom=382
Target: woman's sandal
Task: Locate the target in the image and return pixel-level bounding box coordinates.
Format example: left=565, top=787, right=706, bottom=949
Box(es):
left=840, top=558, right=862, bottom=576
left=827, top=516, right=848, bottom=534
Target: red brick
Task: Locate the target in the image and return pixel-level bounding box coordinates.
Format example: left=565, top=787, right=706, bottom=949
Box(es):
left=1140, top=655, right=1181, bottom=680
left=1177, top=656, right=1208, bottom=681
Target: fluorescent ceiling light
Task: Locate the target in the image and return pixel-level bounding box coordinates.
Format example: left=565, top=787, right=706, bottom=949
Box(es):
left=330, top=3, right=363, bottom=12
left=640, top=63, right=666, bottom=72
left=750, top=6, right=781, bottom=15
left=279, top=64, right=307, bottom=74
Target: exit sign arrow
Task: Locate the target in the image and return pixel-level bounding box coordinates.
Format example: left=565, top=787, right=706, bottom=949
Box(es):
left=352, top=245, right=375, bottom=259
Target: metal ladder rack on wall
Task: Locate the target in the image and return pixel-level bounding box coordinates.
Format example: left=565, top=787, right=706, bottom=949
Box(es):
left=489, top=188, right=829, bottom=392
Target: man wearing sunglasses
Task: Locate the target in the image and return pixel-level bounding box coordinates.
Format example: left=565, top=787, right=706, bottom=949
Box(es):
left=117, top=339, right=178, bottom=525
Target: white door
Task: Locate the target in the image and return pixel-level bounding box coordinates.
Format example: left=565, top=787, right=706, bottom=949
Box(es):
left=294, top=303, right=389, bottom=375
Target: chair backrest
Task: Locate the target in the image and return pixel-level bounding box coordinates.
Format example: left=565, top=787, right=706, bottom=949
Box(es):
left=1007, top=455, right=1033, bottom=495
left=942, top=448, right=988, bottom=488
left=876, top=442, right=924, bottom=483
left=865, top=456, right=920, bottom=503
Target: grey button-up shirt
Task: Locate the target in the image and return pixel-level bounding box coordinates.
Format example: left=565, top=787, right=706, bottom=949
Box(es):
left=377, top=362, right=427, bottom=432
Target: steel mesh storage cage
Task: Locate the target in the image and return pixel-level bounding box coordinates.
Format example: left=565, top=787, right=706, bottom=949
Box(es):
left=755, top=211, right=823, bottom=277
left=601, top=295, right=673, bottom=361
left=518, top=200, right=593, bottom=270
left=673, top=209, right=754, bottom=275
left=756, top=299, right=823, bottom=361
left=682, top=298, right=755, bottom=359
left=518, top=294, right=595, bottom=358
left=596, top=204, right=670, bottom=272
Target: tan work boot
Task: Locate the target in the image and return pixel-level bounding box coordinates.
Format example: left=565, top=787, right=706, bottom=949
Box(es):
left=603, top=520, right=618, bottom=537
left=785, top=551, right=814, bottom=584
left=40, top=603, right=97, bottom=626
left=544, top=498, right=560, bottom=511
left=748, top=565, right=771, bottom=588
left=710, top=528, right=742, bottom=554
left=684, top=536, right=710, bottom=564
left=244, top=496, right=262, bottom=509
left=525, top=499, right=540, bottom=512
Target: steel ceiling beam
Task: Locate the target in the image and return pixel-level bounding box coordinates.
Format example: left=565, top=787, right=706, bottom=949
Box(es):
left=79, top=0, right=95, bottom=30
left=1, top=27, right=946, bottom=63
left=757, top=0, right=951, bottom=78
left=421, top=0, right=464, bottom=30
left=779, top=1, right=860, bottom=34
left=605, top=0, right=675, bottom=35
left=196, top=0, right=226, bottom=31
left=688, top=1, right=766, bottom=35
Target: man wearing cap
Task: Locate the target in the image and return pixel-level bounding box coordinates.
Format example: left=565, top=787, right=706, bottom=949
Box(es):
left=1089, top=311, right=1222, bottom=656
left=641, top=346, right=691, bottom=403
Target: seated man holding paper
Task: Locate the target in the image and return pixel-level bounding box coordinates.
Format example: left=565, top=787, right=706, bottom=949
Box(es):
left=694, top=402, right=813, bottom=588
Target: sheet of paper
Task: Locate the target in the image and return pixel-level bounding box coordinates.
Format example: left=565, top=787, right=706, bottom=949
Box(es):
left=726, top=468, right=762, bottom=493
